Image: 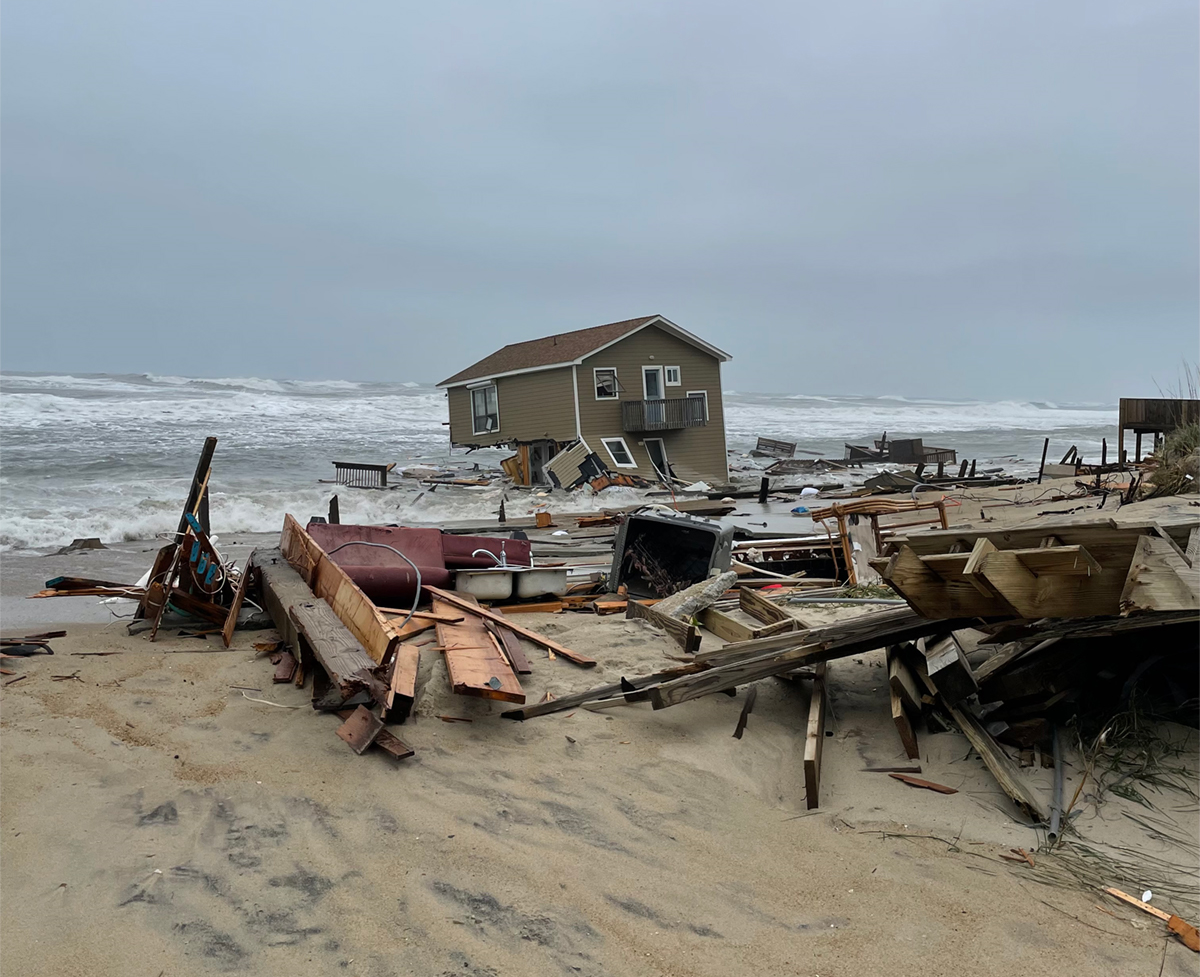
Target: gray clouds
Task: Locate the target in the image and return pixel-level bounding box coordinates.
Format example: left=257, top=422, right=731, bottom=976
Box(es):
left=2, top=0, right=1196, bottom=400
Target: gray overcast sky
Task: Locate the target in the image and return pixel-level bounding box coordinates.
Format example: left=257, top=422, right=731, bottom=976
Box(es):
left=2, top=0, right=1196, bottom=400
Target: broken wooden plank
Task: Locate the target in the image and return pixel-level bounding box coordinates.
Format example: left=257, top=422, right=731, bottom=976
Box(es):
left=434, top=598, right=525, bottom=703
left=1119, top=534, right=1199, bottom=614
left=289, top=599, right=379, bottom=697
left=221, top=553, right=255, bottom=648
left=732, top=686, right=758, bottom=739
left=803, top=663, right=827, bottom=809
left=627, top=598, right=701, bottom=654
left=424, top=586, right=595, bottom=666
left=924, top=635, right=979, bottom=704
left=500, top=664, right=704, bottom=720
left=384, top=641, right=420, bottom=722
left=887, top=646, right=923, bottom=715
left=272, top=651, right=298, bottom=684
left=891, top=685, right=920, bottom=760
left=336, top=705, right=384, bottom=755
left=889, top=773, right=957, bottom=794
left=944, top=700, right=1047, bottom=822
left=484, top=615, right=532, bottom=674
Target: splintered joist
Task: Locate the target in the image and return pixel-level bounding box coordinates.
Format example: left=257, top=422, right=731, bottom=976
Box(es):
left=434, top=599, right=525, bottom=703
left=648, top=608, right=957, bottom=709
left=1120, top=535, right=1200, bottom=615
left=886, top=647, right=921, bottom=760
left=944, top=701, right=1048, bottom=823
left=289, top=599, right=381, bottom=698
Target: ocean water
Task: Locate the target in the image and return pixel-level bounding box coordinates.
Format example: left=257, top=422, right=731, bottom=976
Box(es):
left=0, top=373, right=1117, bottom=553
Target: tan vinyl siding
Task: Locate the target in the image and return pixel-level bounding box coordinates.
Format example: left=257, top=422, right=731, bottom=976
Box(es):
left=447, top=367, right=577, bottom=446
left=579, top=324, right=728, bottom=482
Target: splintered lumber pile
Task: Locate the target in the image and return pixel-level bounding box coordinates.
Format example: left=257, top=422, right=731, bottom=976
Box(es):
left=871, top=519, right=1198, bottom=620
left=502, top=606, right=958, bottom=721
left=857, top=516, right=1199, bottom=826
left=252, top=521, right=599, bottom=760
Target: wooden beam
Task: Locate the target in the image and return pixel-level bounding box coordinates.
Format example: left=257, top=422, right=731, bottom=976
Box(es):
left=944, top=701, right=1047, bottom=822
left=1120, top=535, right=1199, bottom=614
left=648, top=609, right=957, bottom=708
left=424, top=586, right=595, bottom=666
left=257, top=551, right=313, bottom=653
left=384, top=641, right=420, bottom=722
left=290, top=599, right=380, bottom=698
left=501, top=663, right=704, bottom=720
left=803, top=663, right=828, bottom=809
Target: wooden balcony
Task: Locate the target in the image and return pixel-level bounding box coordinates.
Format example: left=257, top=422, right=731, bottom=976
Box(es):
left=622, top=397, right=708, bottom=433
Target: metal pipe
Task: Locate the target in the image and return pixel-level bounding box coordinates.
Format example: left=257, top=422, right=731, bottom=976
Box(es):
left=1048, top=724, right=1064, bottom=843
left=785, top=597, right=909, bottom=605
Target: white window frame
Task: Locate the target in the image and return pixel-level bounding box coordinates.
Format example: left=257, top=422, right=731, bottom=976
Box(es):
left=642, top=365, right=665, bottom=400
left=664, top=365, right=681, bottom=386
left=469, top=383, right=500, bottom=436
left=687, top=389, right=709, bottom=421
left=592, top=367, right=619, bottom=401
left=600, top=436, right=638, bottom=469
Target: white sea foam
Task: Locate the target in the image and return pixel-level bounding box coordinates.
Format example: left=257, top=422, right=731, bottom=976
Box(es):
left=0, top=371, right=1118, bottom=553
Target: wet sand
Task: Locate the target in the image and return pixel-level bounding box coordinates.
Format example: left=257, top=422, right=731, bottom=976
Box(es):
left=2, top=484, right=1197, bottom=976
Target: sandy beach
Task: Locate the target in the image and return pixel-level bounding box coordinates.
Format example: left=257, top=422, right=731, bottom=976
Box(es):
left=3, top=486, right=1197, bottom=976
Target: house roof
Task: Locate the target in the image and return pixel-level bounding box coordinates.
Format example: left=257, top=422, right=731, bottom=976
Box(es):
left=437, top=315, right=731, bottom=387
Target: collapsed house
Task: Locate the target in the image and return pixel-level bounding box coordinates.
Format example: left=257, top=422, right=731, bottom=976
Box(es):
left=436, top=315, right=732, bottom=487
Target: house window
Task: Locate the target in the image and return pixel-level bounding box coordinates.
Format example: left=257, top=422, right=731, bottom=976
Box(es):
left=470, top=384, right=499, bottom=435
left=600, top=437, right=637, bottom=468
left=593, top=368, right=619, bottom=400
left=687, top=390, right=709, bottom=421
left=664, top=366, right=681, bottom=386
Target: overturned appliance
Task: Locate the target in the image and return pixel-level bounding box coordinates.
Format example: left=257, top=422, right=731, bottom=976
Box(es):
left=609, top=508, right=733, bottom=598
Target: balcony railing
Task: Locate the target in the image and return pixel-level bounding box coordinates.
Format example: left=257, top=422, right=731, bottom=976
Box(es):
left=622, top=397, right=708, bottom=433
